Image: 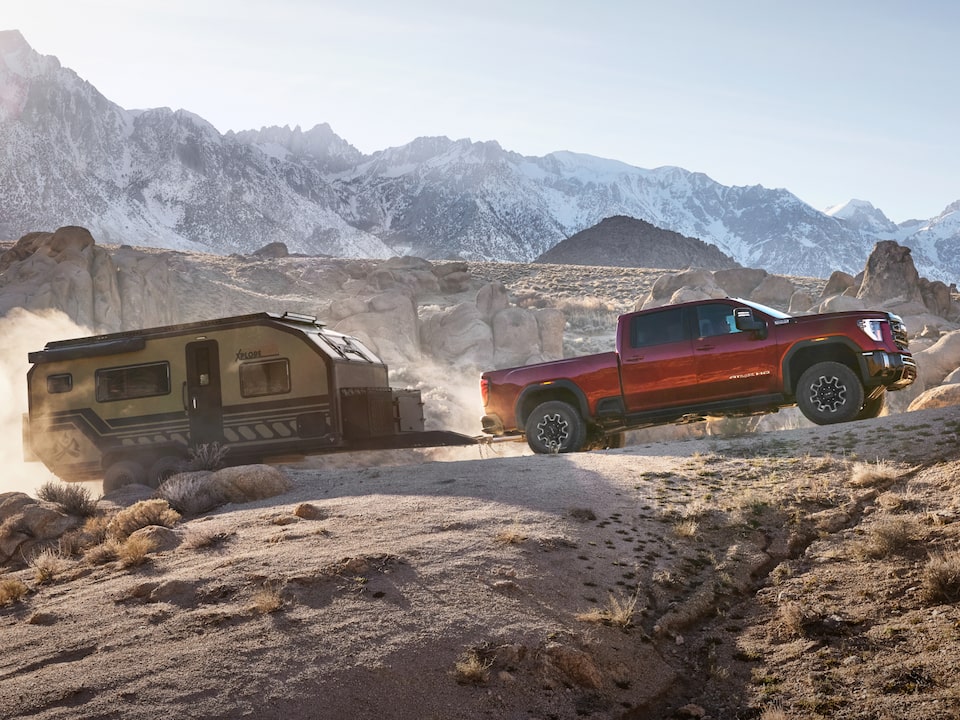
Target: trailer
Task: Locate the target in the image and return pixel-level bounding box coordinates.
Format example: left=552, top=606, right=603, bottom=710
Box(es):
left=24, top=312, right=475, bottom=491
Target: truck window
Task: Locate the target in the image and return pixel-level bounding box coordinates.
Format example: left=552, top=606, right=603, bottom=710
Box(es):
left=46, top=374, right=73, bottom=394
left=96, top=362, right=171, bottom=402
left=630, top=307, right=687, bottom=348
left=696, top=304, right=741, bottom=338
left=240, top=358, right=291, bottom=397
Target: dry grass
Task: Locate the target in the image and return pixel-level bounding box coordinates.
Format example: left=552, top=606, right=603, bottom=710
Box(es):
left=0, top=577, right=29, bottom=606
left=921, top=550, right=960, bottom=604
left=495, top=523, right=528, bottom=545
left=107, top=499, right=181, bottom=541
left=28, top=547, right=70, bottom=584
left=849, top=459, right=900, bottom=488
left=158, top=472, right=223, bottom=515
left=183, top=442, right=230, bottom=472
left=674, top=519, right=701, bottom=538
left=118, top=535, right=156, bottom=568
left=83, top=539, right=121, bottom=566
left=576, top=591, right=639, bottom=628
left=36, top=481, right=99, bottom=517
left=775, top=601, right=820, bottom=640
left=854, top=515, right=922, bottom=559
left=251, top=583, right=284, bottom=614
left=452, top=650, right=492, bottom=685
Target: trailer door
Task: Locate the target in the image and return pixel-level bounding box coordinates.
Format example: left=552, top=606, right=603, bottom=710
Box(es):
left=185, top=340, right=223, bottom=445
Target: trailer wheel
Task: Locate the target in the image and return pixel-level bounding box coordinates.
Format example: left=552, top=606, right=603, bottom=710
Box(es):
left=796, top=362, right=864, bottom=425
left=525, top=401, right=585, bottom=454
left=103, top=460, right=146, bottom=494
left=147, top=455, right=184, bottom=489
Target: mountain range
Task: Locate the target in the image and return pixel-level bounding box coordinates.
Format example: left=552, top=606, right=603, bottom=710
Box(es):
left=1, top=29, right=957, bottom=282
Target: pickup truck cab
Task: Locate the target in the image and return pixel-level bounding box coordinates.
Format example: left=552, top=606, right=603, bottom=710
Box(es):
left=480, top=298, right=916, bottom=453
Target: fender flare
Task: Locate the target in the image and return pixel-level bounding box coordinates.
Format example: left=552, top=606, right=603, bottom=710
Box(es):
left=781, top=337, right=866, bottom=394
left=515, top=380, right=590, bottom=428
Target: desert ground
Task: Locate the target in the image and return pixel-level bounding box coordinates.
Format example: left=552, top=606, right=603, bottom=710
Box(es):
left=2, top=405, right=959, bottom=719
left=2, top=251, right=960, bottom=719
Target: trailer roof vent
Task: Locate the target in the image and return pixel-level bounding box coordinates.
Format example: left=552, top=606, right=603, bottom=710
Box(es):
left=279, top=311, right=322, bottom=326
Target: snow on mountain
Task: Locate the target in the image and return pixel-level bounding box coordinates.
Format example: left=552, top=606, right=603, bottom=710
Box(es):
left=1, top=30, right=957, bottom=282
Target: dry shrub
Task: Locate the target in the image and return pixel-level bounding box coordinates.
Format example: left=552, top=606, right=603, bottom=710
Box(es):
left=0, top=578, right=29, bottom=606
left=855, top=516, right=922, bottom=559
left=568, top=507, right=596, bottom=522
left=576, top=591, right=639, bottom=628
left=182, top=442, right=229, bottom=472
left=107, top=499, right=180, bottom=541
left=84, top=539, right=121, bottom=566
left=83, top=514, right=112, bottom=544
left=118, top=535, right=155, bottom=568
left=37, top=481, right=98, bottom=517
left=453, top=650, right=491, bottom=685
left=182, top=529, right=231, bottom=550
left=674, top=519, right=700, bottom=538
left=251, top=583, right=283, bottom=614
left=29, top=547, right=70, bottom=584
left=158, top=472, right=223, bottom=515
left=495, top=524, right=528, bottom=545
left=850, top=459, right=899, bottom=488
left=776, top=601, right=820, bottom=639
left=210, top=465, right=292, bottom=505
left=921, top=550, right=960, bottom=605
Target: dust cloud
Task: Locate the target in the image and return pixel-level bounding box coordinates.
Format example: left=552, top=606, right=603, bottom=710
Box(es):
left=0, top=308, right=91, bottom=497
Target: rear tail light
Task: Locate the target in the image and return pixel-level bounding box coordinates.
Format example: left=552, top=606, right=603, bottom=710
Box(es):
left=480, top=377, right=489, bottom=406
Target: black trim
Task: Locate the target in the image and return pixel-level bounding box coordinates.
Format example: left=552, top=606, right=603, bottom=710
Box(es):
left=515, top=380, right=590, bottom=426
left=623, top=393, right=787, bottom=428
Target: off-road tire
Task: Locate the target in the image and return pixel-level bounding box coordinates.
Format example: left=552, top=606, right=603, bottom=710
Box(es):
left=103, top=459, right=146, bottom=494
left=796, top=362, right=864, bottom=425
left=525, top=401, right=586, bottom=454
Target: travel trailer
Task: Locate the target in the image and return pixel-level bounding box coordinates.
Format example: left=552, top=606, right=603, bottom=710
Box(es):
left=24, top=312, right=473, bottom=491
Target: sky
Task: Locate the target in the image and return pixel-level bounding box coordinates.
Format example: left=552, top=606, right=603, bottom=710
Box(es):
left=5, top=0, right=958, bottom=223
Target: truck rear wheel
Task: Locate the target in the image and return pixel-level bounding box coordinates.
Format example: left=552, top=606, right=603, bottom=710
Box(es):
left=525, top=401, right=585, bottom=454
left=103, top=460, right=146, bottom=494
left=797, top=362, right=864, bottom=425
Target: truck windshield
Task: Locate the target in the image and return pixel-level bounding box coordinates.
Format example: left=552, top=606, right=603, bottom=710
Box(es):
left=736, top=298, right=792, bottom=320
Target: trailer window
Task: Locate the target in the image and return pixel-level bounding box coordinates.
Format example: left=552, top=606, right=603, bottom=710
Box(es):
left=96, top=362, right=171, bottom=402
left=46, top=374, right=73, bottom=394
left=240, top=359, right=291, bottom=397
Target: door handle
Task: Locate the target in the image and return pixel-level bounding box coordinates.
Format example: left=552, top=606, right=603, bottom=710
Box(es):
left=625, top=355, right=645, bottom=362
left=696, top=345, right=715, bottom=351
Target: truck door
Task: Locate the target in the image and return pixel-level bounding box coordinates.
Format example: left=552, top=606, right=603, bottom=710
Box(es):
left=619, top=306, right=697, bottom=411
left=692, top=303, right=778, bottom=401
left=185, top=340, right=223, bottom=445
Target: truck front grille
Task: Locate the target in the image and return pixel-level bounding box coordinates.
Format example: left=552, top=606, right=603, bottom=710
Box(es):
left=890, top=319, right=909, bottom=350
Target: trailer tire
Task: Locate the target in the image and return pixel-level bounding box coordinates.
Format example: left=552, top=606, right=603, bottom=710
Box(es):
left=103, top=460, right=146, bottom=494
left=525, top=401, right=586, bottom=454
left=147, top=455, right=184, bottom=489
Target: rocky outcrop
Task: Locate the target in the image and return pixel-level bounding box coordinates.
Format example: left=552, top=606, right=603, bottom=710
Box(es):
left=0, top=492, right=78, bottom=566
left=857, top=241, right=924, bottom=306
left=907, top=384, right=960, bottom=412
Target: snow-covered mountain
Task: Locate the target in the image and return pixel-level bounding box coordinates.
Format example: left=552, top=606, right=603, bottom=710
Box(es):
left=1, top=30, right=957, bottom=281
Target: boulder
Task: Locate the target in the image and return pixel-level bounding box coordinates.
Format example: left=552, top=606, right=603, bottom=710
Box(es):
left=944, top=368, right=960, bottom=384
left=640, top=269, right=725, bottom=309
left=787, top=290, right=814, bottom=314
left=857, top=241, right=924, bottom=306
left=534, top=308, right=565, bottom=360
left=814, top=295, right=867, bottom=314
left=713, top=268, right=768, bottom=299
left=907, top=384, right=960, bottom=412
left=476, top=282, right=510, bottom=322
left=334, top=292, right=420, bottom=363
left=919, top=278, right=957, bottom=319
left=749, top=275, right=797, bottom=309
left=251, top=242, right=289, bottom=259
left=914, top=329, right=960, bottom=387
left=0, top=493, right=77, bottom=567
left=492, top=308, right=541, bottom=368
left=820, top=270, right=857, bottom=299
left=419, top=303, right=494, bottom=368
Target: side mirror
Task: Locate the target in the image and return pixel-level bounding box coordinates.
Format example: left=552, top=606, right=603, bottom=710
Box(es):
left=734, top=308, right=767, bottom=339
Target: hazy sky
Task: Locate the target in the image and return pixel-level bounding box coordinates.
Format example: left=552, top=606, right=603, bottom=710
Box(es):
left=6, top=0, right=958, bottom=222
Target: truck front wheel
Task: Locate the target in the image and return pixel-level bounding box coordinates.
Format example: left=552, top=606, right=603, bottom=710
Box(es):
left=525, top=401, right=586, bottom=454
left=797, top=362, right=864, bottom=425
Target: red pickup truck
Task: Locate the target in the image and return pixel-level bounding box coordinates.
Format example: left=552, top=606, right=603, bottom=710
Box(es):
left=480, top=298, right=917, bottom=453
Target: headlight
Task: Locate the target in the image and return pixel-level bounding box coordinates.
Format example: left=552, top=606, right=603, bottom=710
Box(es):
left=857, top=318, right=885, bottom=342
